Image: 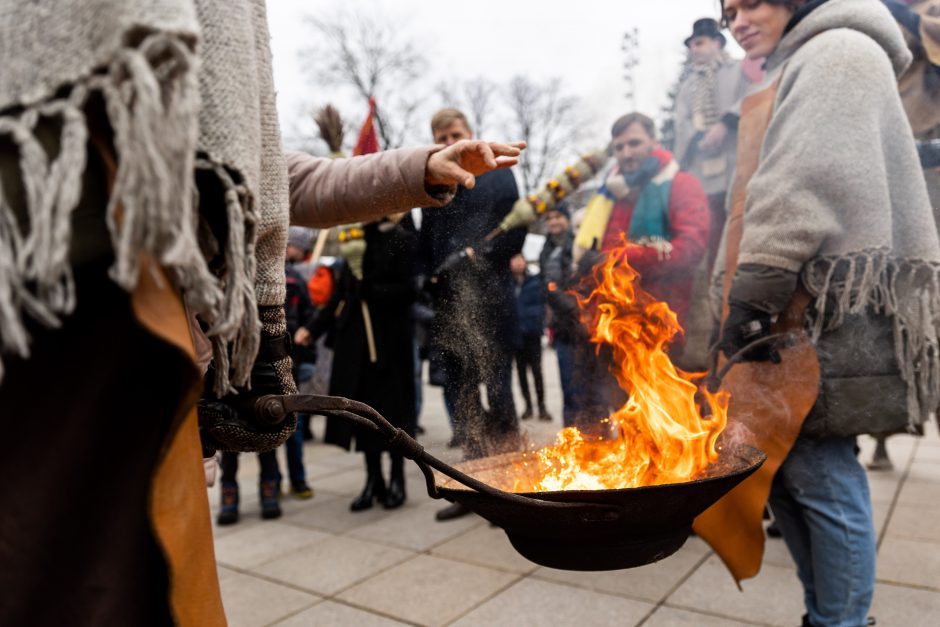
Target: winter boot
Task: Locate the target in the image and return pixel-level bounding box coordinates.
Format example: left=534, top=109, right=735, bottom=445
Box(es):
left=217, top=481, right=239, bottom=526
left=259, top=479, right=281, bottom=520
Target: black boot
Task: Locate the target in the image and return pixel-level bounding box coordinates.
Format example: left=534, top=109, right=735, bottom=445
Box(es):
left=350, top=452, right=386, bottom=512
left=384, top=453, right=406, bottom=509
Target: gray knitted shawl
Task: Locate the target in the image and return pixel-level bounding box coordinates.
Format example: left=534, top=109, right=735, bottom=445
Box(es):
left=0, top=0, right=288, bottom=394
left=713, top=0, right=940, bottom=425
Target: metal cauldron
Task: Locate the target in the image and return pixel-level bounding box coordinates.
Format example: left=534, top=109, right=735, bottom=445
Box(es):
left=255, top=394, right=765, bottom=571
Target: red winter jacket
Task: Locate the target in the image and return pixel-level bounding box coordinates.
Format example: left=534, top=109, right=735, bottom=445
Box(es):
left=601, top=151, right=709, bottom=328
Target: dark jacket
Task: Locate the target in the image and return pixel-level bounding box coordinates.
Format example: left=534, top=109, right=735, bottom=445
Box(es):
left=417, top=168, right=525, bottom=349
left=313, top=221, right=418, bottom=451
left=416, top=168, right=525, bottom=279
left=538, top=230, right=580, bottom=342
left=284, top=264, right=317, bottom=366
left=513, top=273, right=544, bottom=338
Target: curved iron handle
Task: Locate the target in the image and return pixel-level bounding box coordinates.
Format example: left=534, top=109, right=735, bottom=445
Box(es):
left=703, top=332, right=795, bottom=393
left=254, top=394, right=621, bottom=519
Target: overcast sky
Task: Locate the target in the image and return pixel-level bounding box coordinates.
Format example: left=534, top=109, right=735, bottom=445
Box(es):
left=266, top=0, right=736, bottom=150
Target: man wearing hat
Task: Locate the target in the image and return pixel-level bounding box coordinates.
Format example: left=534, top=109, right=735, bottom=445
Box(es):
left=674, top=17, right=751, bottom=276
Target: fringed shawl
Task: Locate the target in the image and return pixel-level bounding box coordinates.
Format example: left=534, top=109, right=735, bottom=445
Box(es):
left=0, top=0, right=288, bottom=394
left=712, top=0, right=940, bottom=427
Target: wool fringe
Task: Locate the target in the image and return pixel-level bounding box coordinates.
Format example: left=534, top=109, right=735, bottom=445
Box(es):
left=802, top=249, right=940, bottom=429
left=0, top=32, right=259, bottom=394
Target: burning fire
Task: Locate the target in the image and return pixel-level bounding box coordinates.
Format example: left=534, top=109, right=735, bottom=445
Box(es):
left=516, top=241, right=728, bottom=492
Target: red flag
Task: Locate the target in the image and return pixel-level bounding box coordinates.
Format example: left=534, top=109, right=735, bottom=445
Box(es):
left=352, top=97, right=380, bottom=156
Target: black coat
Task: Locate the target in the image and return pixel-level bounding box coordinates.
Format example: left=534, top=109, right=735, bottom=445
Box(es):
left=513, top=273, right=544, bottom=338
left=538, top=230, right=580, bottom=342
left=314, top=222, right=418, bottom=452
left=417, top=168, right=525, bottom=350
left=284, top=264, right=317, bottom=366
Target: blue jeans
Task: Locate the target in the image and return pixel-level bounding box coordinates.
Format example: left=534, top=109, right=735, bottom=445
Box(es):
left=554, top=340, right=577, bottom=427
left=283, top=421, right=306, bottom=484
left=769, top=436, right=876, bottom=627
left=283, top=362, right=315, bottom=485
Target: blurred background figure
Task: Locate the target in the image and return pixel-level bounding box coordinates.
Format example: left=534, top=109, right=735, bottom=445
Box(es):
left=674, top=17, right=750, bottom=276
left=510, top=253, right=551, bottom=422
left=673, top=17, right=753, bottom=372
left=573, top=112, right=708, bottom=425
left=304, top=258, right=339, bottom=440
left=416, top=108, right=526, bottom=521
left=314, top=218, right=418, bottom=511
left=282, top=227, right=317, bottom=497
left=869, top=0, right=940, bottom=471
left=538, top=202, right=581, bottom=427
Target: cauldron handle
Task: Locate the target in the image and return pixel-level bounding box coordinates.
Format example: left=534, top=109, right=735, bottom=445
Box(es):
left=255, top=394, right=621, bottom=518
left=703, top=332, right=794, bottom=393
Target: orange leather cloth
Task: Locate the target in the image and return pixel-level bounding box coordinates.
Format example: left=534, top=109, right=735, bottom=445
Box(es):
left=692, top=80, right=821, bottom=583
left=132, top=257, right=227, bottom=626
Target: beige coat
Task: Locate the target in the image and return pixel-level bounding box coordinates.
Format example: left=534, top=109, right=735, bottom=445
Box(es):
left=674, top=58, right=750, bottom=197
left=286, top=147, right=453, bottom=228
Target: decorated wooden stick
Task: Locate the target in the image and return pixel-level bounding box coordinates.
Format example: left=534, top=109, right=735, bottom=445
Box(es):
left=484, top=147, right=609, bottom=240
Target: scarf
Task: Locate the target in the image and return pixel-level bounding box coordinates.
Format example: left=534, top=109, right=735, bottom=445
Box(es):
left=0, top=0, right=288, bottom=394
left=691, top=59, right=722, bottom=131
left=337, top=225, right=366, bottom=280
left=575, top=151, right=679, bottom=252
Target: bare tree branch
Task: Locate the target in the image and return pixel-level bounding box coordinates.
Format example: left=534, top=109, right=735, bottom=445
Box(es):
left=503, top=76, right=585, bottom=193
left=301, top=11, right=428, bottom=149
left=463, top=77, right=497, bottom=138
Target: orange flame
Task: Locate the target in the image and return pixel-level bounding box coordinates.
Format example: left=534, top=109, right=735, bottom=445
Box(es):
left=516, top=241, right=728, bottom=492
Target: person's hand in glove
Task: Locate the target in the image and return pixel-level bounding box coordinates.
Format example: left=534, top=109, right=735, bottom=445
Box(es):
left=198, top=305, right=298, bottom=457
left=718, top=302, right=781, bottom=364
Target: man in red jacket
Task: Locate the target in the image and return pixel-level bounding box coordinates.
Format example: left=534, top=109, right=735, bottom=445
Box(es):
left=575, top=112, right=708, bottom=329
left=569, top=112, right=708, bottom=427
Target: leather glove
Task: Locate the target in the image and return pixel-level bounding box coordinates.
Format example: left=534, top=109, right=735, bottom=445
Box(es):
left=198, top=305, right=298, bottom=457
left=718, top=303, right=781, bottom=364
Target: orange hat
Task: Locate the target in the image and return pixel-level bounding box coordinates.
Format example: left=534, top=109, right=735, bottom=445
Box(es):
left=308, top=265, right=335, bottom=307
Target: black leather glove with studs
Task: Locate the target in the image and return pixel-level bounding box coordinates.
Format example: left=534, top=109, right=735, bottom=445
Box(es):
left=718, top=303, right=781, bottom=364
left=198, top=306, right=298, bottom=457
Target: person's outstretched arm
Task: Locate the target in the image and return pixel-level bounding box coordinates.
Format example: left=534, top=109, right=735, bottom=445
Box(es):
left=287, top=140, right=524, bottom=228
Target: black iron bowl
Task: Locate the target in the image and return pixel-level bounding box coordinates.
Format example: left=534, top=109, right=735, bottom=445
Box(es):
left=436, top=445, right=765, bottom=570
left=254, top=394, right=765, bottom=571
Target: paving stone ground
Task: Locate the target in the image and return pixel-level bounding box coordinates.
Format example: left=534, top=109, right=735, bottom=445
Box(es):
left=212, top=350, right=940, bottom=626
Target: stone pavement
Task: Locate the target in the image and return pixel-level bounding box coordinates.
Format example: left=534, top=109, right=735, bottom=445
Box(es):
left=211, top=350, right=940, bottom=626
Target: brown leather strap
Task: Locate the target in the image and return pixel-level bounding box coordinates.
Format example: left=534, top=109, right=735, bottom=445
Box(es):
left=720, top=79, right=781, bottom=326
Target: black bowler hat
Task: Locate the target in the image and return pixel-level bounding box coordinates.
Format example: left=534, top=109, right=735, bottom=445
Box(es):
left=684, top=18, right=727, bottom=48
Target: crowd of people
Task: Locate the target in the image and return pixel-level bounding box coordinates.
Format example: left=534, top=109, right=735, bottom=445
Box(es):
left=1, top=0, right=939, bottom=626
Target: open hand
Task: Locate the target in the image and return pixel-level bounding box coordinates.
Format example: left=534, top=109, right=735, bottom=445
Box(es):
left=425, top=140, right=526, bottom=189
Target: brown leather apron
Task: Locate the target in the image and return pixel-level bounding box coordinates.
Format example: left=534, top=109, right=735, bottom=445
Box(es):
left=95, top=137, right=227, bottom=626
left=692, top=79, right=822, bottom=583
